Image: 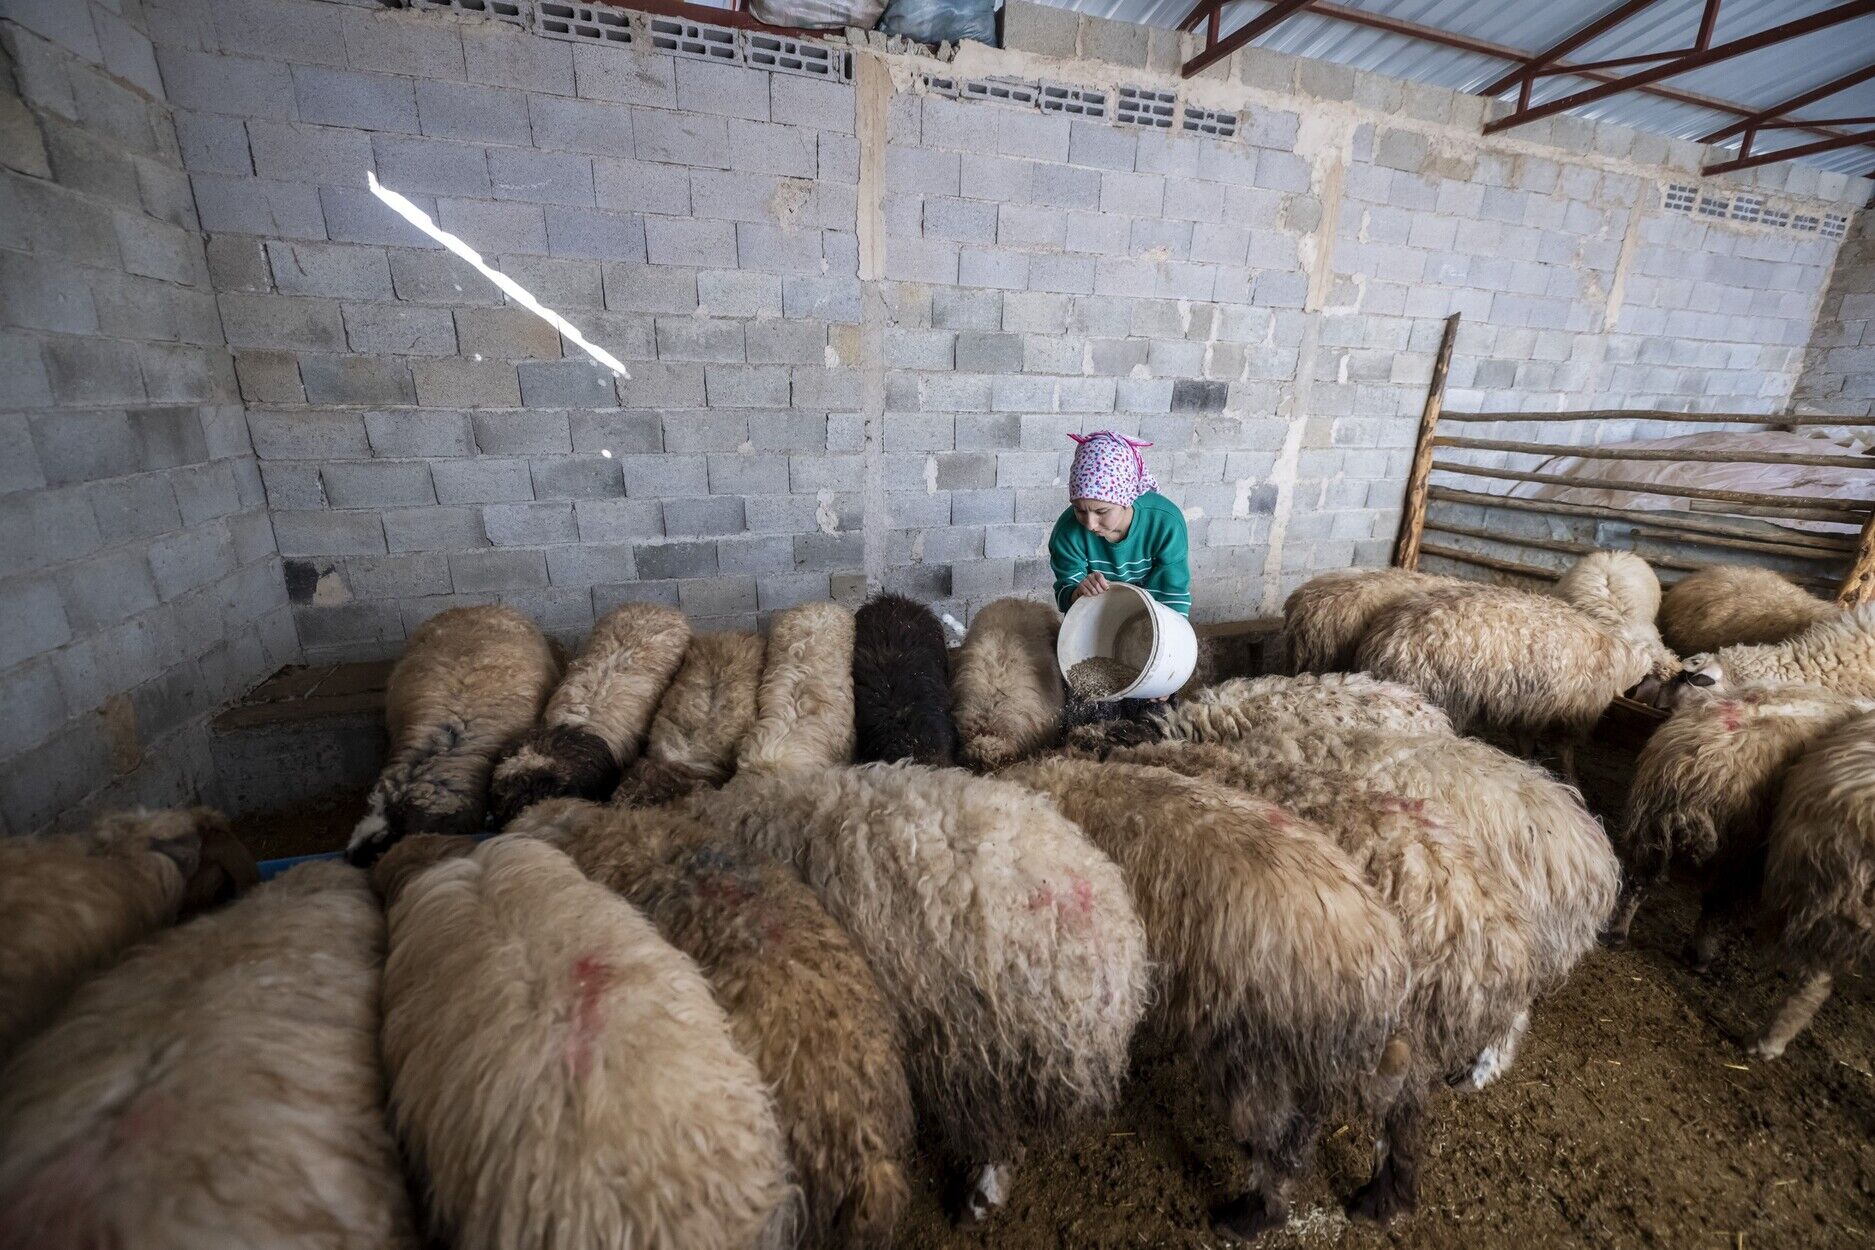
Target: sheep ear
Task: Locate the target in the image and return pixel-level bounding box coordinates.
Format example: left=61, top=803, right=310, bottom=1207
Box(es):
left=1686, top=672, right=1717, bottom=688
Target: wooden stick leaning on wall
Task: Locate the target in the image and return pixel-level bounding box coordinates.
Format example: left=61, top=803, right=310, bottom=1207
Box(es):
left=1393, top=312, right=1460, bottom=571
left=1440, top=410, right=1875, bottom=426
left=1841, top=510, right=1875, bottom=606
left=1424, top=486, right=1861, bottom=553
left=1433, top=435, right=1872, bottom=472
left=1427, top=460, right=1872, bottom=520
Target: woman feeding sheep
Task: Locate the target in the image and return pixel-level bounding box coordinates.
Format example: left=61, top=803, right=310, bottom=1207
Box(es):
left=1050, top=432, right=1191, bottom=617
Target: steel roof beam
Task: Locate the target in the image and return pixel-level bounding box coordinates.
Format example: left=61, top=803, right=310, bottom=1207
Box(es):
left=1181, top=0, right=1316, bottom=78
left=1482, top=0, right=1875, bottom=135
left=1698, top=60, right=1875, bottom=142
left=1476, top=0, right=1663, bottom=97
left=1702, top=126, right=1875, bottom=173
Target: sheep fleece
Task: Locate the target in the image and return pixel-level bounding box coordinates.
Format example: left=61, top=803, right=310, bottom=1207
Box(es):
left=952, top=598, right=1065, bottom=770
left=380, top=835, right=791, bottom=1250
left=1157, top=672, right=1454, bottom=744
left=512, top=800, right=914, bottom=1249
left=1764, top=709, right=1875, bottom=975
left=1660, top=565, right=1837, bottom=656
left=852, top=594, right=957, bottom=766
left=1687, top=604, right=1875, bottom=697
left=1282, top=567, right=1458, bottom=673
left=0, top=861, right=415, bottom=1250
left=687, top=764, right=1149, bottom=1158
left=618, top=631, right=766, bottom=806
left=738, top=602, right=856, bottom=774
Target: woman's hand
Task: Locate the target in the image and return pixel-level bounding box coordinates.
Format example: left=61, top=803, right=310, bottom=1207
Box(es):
left=1074, top=573, right=1110, bottom=601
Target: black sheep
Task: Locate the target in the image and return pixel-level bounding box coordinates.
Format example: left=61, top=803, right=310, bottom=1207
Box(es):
left=852, top=594, right=958, bottom=766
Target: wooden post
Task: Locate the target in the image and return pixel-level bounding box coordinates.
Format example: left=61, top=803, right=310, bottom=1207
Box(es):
left=1393, top=312, right=1460, bottom=570
left=1840, top=510, right=1875, bottom=606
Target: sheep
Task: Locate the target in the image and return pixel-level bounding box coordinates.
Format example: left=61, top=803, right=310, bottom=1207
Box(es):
left=1607, top=685, right=1874, bottom=963
left=347, top=604, right=559, bottom=866
left=0, top=861, right=416, bottom=1249
left=1000, top=757, right=1410, bottom=1237
left=372, top=832, right=793, bottom=1250
left=1676, top=604, right=1875, bottom=701
left=1053, top=743, right=1540, bottom=1222
left=1355, top=578, right=1654, bottom=777
left=685, top=763, right=1149, bottom=1220
left=1554, top=549, right=1679, bottom=683
left=1069, top=671, right=1454, bottom=753
left=616, top=631, right=766, bottom=806
left=1282, top=567, right=1457, bottom=674
left=737, top=601, right=856, bottom=775
left=508, top=800, right=915, bottom=1249
left=0, top=808, right=234, bottom=1062
left=489, top=603, right=691, bottom=824
left=852, top=594, right=957, bottom=766
left=1659, top=564, right=1838, bottom=656
left=1752, top=709, right=1875, bottom=1059
left=951, top=597, right=1065, bottom=770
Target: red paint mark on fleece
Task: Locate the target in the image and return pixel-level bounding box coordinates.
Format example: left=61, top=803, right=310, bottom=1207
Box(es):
left=564, top=954, right=613, bottom=1078
left=1029, top=876, right=1095, bottom=931
left=1716, top=701, right=1743, bottom=733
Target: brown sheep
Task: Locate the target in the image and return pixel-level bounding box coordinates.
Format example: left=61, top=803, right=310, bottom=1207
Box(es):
left=951, top=598, right=1065, bottom=770
left=489, top=603, right=691, bottom=824
left=509, top=799, right=915, bottom=1248
left=737, top=602, right=856, bottom=774
left=348, top=605, right=559, bottom=866
left=1753, top=710, right=1875, bottom=1058
left=1002, top=757, right=1410, bottom=1238
left=1659, top=565, right=1837, bottom=656
left=0, top=861, right=416, bottom=1249
left=616, top=631, right=766, bottom=806
left=372, top=833, right=792, bottom=1250
left=0, top=808, right=238, bottom=1062
left=1282, top=567, right=1457, bottom=673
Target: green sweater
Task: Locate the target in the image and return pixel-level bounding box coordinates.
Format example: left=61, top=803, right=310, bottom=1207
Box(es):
left=1049, top=491, right=1192, bottom=616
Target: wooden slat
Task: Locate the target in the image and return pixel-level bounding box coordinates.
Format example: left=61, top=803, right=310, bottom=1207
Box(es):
left=1417, top=542, right=1558, bottom=581
left=1841, top=511, right=1875, bottom=606
left=1434, top=434, right=1874, bottom=471
left=1441, top=409, right=1875, bottom=426
left=1393, top=312, right=1461, bottom=572
left=1425, top=486, right=1859, bottom=551
left=1624, top=524, right=1852, bottom=563
left=1428, top=460, right=1874, bottom=517
left=1423, top=520, right=1709, bottom=575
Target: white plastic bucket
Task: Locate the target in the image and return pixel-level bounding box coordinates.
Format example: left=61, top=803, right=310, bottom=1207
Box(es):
left=1056, top=581, right=1199, bottom=700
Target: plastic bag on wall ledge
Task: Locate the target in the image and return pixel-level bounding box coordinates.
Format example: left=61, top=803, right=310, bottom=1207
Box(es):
left=749, top=0, right=886, bottom=28
left=879, top=0, right=997, bottom=47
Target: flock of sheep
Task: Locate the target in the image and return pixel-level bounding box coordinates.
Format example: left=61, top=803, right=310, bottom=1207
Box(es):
left=2, top=552, right=1871, bottom=1249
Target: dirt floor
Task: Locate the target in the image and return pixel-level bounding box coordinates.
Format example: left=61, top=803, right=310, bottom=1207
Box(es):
left=248, top=742, right=1874, bottom=1250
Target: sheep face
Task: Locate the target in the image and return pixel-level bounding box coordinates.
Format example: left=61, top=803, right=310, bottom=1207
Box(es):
left=1671, top=658, right=1724, bottom=704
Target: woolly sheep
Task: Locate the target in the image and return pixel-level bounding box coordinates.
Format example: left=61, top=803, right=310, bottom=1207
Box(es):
left=1659, top=565, right=1837, bottom=656
left=0, top=808, right=228, bottom=1062
left=1676, top=604, right=1875, bottom=701
left=737, top=602, right=856, bottom=775
left=1001, top=757, right=1410, bottom=1237
left=372, top=833, right=792, bottom=1250
left=1355, top=578, right=1653, bottom=775
left=685, top=764, right=1149, bottom=1216
left=1607, top=685, right=1874, bottom=961
left=0, top=861, right=415, bottom=1249
left=1282, top=567, right=1457, bottom=674
left=852, top=594, right=957, bottom=766
left=1554, top=549, right=1678, bottom=681
left=348, top=605, right=559, bottom=866
left=1071, top=742, right=1540, bottom=1221
left=951, top=598, right=1065, bottom=770
left=1070, top=671, right=1454, bottom=753
left=616, top=631, right=766, bottom=807
left=510, top=799, right=915, bottom=1248
left=490, top=603, right=691, bottom=824
left=1752, top=710, right=1875, bottom=1059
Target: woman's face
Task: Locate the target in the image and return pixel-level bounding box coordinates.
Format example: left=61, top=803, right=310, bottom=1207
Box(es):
left=1072, top=498, right=1133, bottom=541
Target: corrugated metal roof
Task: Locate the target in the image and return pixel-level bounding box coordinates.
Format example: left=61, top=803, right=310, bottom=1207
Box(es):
left=1047, top=0, right=1875, bottom=176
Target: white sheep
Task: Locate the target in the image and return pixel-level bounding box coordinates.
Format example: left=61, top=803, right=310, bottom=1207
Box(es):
left=1752, top=709, right=1875, bottom=1059
left=348, top=604, right=560, bottom=865
left=1554, top=549, right=1678, bottom=682
left=1002, top=757, right=1410, bottom=1238
left=1659, top=565, right=1838, bottom=656
left=0, top=861, right=416, bottom=1248
left=1676, top=604, right=1875, bottom=701
left=1610, top=685, right=1874, bottom=965
left=737, top=602, right=856, bottom=775
left=951, top=598, right=1065, bottom=770
left=1282, top=567, right=1457, bottom=674
left=372, top=833, right=793, bottom=1250
left=685, top=763, right=1149, bottom=1220
left=1069, top=671, right=1454, bottom=753
left=616, top=631, right=766, bottom=807
left=0, top=808, right=229, bottom=1061
left=508, top=800, right=916, bottom=1249
left=489, top=603, right=691, bottom=824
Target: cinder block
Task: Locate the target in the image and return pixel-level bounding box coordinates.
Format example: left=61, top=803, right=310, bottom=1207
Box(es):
left=173, top=111, right=251, bottom=176
left=544, top=206, right=645, bottom=261
left=484, top=501, right=576, bottom=546
left=271, top=509, right=386, bottom=558
left=449, top=547, right=549, bottom=593
left=411, top=358, right=522, bottom=408
left=264, top=241, right=393, bottom=301
left=475, top=410, right=572, bottom=455
left=40, top=338, right=144, bottom=406
left=885, top=145, right=959, bottom=195
left=734, top=221, right=823, bottom=275
left=571, top=497, right=661, bottom=543
left=157, top=47, right=296, bottom=119
left=770, top=75, right=853, bottom=133
left=220, top=290, right=346, bottom=353
left=656, top=317, right=744, bottom=362
left=1002, top=0, right=1080, bottom=56
left=604, top=262, right=699, bottom=313
left=298, top=355, right=417, bottom=406
left=782, top=275, right=860, bottom=323
left=416, top=80, right=534, bottom=146
left=633, top=109, right=729, bottom=168
left=645, top=217, right=737, bottom=267
left=996, top=111, right=1069, bottom=164
left=293, top=65, right=419, bottom=132
left=573, top=43, right=678, bottom=107
left=1028, top=254, right=1096, bottom=295
left=438, top=199, right=549, bottom=254
left=383, top=505, right=489, bottom=552
left=343, top=303, right=459, bottom=356
left=319, top=185, right=433, bottom=248
left=432, top=458, right=535, bottom=505
left=341, top=7, right=466, bottom=80
left=463, top=21, right=576, bottom=95
left=344, top=552, right=451, bottom=601
left=617, top=361, right=708, bottom=408
left=675, top=58, right=770, bottom=122
left=375, top=134, right=493, bottom=198
left=1100, top=170, right=1165, bottom=216
left=664, top=495, right=747, bottom=538
left=706, top=452, right=788, bottom=495
left=696, top=270, right=782, bottom=317
left=322, top=461, right=436, bottom=509
left=364, top=410, right=475, bottom=457
left=704, top=364, right=791, bottom=407
left=531, top=454, right=624, bottom=499
left=618, top=451, right=708, bottom=496
left=517, top=360, right=617, bottom=407
left=633, top=540, right=716, bottom=580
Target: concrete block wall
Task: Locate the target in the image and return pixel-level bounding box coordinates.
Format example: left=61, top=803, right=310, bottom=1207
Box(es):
left=1794, top=209, right=1875, bottom=419
left=1, top=0, right=294, bottom=834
